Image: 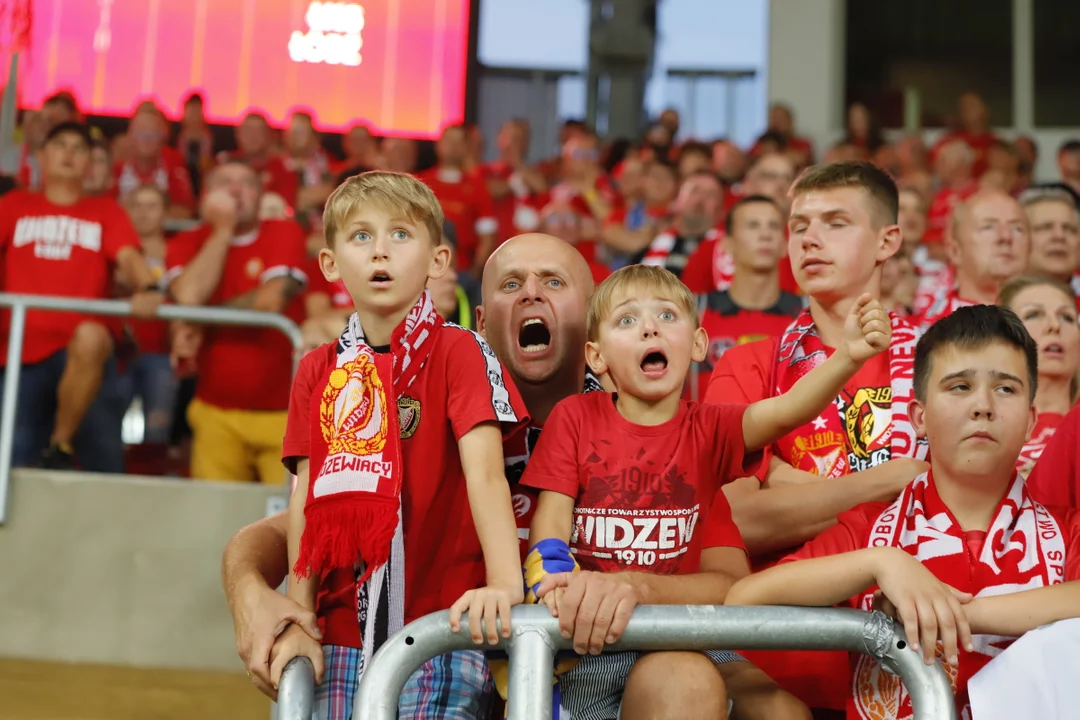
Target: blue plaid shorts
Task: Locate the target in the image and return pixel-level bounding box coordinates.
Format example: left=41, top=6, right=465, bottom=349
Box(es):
left=315, top=644, right=494, bottom=720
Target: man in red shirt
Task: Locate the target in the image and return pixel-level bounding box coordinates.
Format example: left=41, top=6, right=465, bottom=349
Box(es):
left=917, top=189, right=1029, bottom=329
left=0, top=122, right=162, bottom=471
left=1027, top=400, right=1080, bottom=509
left=166, top=159, right=307, bottom=484
left=930, top=92, right=998, bottom=178
left=417, top=125, right=499, bottom=276
left=113, top=109, right=195, bottom=218
left=639, top=170, right=724, bottom=277
left=682, top=152, right=799, bottom=295
left=693, top=196, right=803, bottom=401
left=283, top=111, right=334, bottom=225
left=219, top=113, right=298, bottom=209
left=751, top=104, right=815, bottom=167
left=705, top=162, right=932, bottom=712
left=483, top=119, right=547, bottom=243
left=15, top=92, right=79, bottom=191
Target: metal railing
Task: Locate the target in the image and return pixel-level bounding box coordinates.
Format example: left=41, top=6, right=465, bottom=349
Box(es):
left=0, top=292, right=304, bottom=525
left=276, top=605, right=957, bottom=720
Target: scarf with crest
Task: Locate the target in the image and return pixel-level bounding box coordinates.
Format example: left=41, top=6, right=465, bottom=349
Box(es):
left=771, top=310, right=928, bottom=478
left=295, top=291, right=441, bottom=662
left=852, top=471, right=1065, bottom=720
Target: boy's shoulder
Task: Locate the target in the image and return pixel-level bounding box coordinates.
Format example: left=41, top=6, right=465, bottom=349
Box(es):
left=295, top=341, right=339, bottom=383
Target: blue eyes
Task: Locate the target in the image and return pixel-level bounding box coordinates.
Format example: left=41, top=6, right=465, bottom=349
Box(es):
left=349, top=229, right=411, bottom=242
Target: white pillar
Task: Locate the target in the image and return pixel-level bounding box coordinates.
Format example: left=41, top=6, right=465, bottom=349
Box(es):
left=1012, top=0, right=1034, bottom=131
left=767, top=0, right=846, bottom=154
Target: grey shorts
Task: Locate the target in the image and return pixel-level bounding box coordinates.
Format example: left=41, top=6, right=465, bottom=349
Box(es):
left=557, top=649, right=744, bottom=720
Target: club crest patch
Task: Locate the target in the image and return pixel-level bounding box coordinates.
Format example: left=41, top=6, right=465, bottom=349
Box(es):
left=397, top=396, right=421, bottom=439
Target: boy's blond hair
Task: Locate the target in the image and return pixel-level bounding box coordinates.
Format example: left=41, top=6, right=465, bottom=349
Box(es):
left=322, top=171, right=444, bottom=247
left=587, top=264, right=699, bottom=342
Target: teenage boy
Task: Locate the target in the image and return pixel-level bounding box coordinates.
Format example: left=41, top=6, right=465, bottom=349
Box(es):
left=727, top=304, right=1080, bottom=720
left=269, top=172, right=528, bottom=720
left=704, top=161, right=932, bottom=712
left=524, top=264, right=891, bottom=719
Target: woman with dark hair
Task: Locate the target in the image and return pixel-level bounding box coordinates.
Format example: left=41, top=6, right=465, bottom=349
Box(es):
left=843, top=102, right=885, bottom=154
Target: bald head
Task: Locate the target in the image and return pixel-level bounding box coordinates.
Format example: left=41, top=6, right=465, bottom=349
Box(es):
left=478, top=233, right=593, bottom=390
left=949, top=189, right=1029, bottom=299
left=482, top=233, right=594, bottom=303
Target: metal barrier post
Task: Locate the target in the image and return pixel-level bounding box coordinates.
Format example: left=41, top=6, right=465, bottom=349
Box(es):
left=306, top=605, right=958, bottom=720
left=277, top=656, right=315, bottom=720
left=0, top=303, right=26, bottom=525
left=0, top=293, right=305, bottom=526
left=506, top=626, right=556, bottom=720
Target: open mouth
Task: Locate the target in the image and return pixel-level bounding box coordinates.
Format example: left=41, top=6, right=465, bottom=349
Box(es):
left=518, top=318, right=551, bottom=354
left=640, top=350, right=669, bottom=374
left=1044, top=343, right=1064, bottom=354
left=370, top=270, right=392, bottom=285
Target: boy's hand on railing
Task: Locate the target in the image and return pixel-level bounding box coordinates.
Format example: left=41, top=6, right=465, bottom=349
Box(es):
left=269, top=623, right=325, bottom=694
left=871, top=547, right=974, bottom=667
left=542, top=586, right=566, bottom=617
left=449, top=584, right=523, bottom=646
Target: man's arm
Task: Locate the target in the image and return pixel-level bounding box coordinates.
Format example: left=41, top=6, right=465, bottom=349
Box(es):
left=965, top=582, right=1080, bottom=637
left=600, top=221, right=658, bottom=255
left=169, top=226, right=233, bottom=306
left=223, top=276, right=303, bottom=312
left=620, top=546, right=749, bottom=605
left=740, top=296, right=889, bottom=451
left=724, top=458, right=926, bottom=555
left=221, top=510, right=321, bottom=698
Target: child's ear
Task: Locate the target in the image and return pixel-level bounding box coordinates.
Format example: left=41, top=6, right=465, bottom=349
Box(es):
left=690, top=326, right=708, bottom=363
left=908, top=399, right=928, bottom=437
left=428, top=244, right=452, bottom=281
left=585, top=340, right=607, bottom=376
left=1026, top=405, right=1038, bottom=442
left=318, top=247, right=339, bottom=281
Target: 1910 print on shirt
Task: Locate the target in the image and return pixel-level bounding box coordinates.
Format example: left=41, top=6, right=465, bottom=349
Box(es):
left=520, top=392, right=752, bottom=575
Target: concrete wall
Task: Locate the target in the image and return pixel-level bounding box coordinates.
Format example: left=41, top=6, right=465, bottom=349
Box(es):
left=0, top=469, right=286, bottom=671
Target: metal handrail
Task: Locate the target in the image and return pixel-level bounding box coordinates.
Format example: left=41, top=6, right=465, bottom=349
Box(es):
left=276, top=605, right=957, bottom=720
left=0, top=292, right=304, bottom=524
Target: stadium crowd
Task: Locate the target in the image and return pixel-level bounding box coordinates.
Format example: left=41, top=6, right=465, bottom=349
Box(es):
left=2, top=87, right=1080, bottom=720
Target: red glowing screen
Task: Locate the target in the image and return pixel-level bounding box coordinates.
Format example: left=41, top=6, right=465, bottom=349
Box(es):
left=19, top=0, right=472, bottom=138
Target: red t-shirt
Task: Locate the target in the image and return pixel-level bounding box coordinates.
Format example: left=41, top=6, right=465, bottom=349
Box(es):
left=780, top=498, right=1080, bottom=720
left=924, top=183, right=977, bottom=245
left=113, top=147, right=195, bottom=211
left=520, top=393, right=754, bottom=574
left=694, top=291, right=803, bottom=402
left=704, top=335, right=891, bottom=711
left=0, top=190, right=140, bottom=365
left=1027, top=405, right=1080, bottom=509
left=416, top=168, right=497, bottom=271
left=282, top=324, right=529, bottom=647
left=164, top=220, right=307, bottom=410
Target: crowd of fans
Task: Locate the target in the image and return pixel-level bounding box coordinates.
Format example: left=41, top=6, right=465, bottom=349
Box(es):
left=0, top=88, right=1078, bottom=487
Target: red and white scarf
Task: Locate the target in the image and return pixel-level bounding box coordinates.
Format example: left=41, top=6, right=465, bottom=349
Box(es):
left=711, top=236, right=734, bottom=291
left=916, top=288, right=972, bottom=331
left=296, top=291, right=441, bottom=662
left=853, top=471, right=1066, bottom=720
left=642, top=226, right=720, bottom=270
left=772, top=310, right=928, bottom=478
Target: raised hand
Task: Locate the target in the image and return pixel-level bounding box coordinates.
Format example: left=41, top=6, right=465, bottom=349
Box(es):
left=844, top=293, right=891, bottom=363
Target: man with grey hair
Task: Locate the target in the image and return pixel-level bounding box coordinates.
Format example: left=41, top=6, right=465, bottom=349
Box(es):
left=1021, top=187, right=1080, bottom=293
